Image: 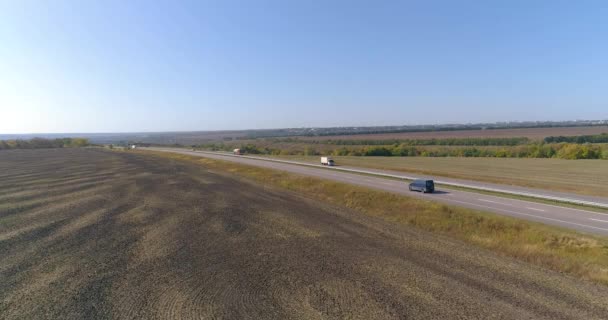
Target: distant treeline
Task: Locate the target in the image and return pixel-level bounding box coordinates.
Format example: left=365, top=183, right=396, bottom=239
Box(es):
left=273, top=137, right=530, bottom=146
left=544, top=133, right=608, bottom=144
left=194, top=132, right=608, bottom=159
left=266, top=122, right=608, bottom=138
left=197, top=142, right=608, bottom=160
left=325, top=143, right=608, bottom=160
left=0, top=138, right=89, bottom=150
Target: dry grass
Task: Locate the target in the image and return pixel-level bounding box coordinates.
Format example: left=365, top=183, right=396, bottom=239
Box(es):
left=144, top=150, right=608, bottom=285
left=262, top=155, right=608, bottom=197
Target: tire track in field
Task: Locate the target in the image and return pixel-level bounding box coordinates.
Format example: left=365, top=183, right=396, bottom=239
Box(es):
left=0, top=167, right=140, bottom=195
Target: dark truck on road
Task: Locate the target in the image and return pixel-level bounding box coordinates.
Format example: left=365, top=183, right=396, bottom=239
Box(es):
left=409, top=180, right=435, bottom=193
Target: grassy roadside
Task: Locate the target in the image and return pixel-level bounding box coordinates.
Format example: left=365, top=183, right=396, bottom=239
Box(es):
left=140, top=150, right=608, bottom=285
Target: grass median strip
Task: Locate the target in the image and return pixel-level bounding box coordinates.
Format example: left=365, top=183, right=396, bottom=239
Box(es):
left=142, top=150, right=608, bottom=285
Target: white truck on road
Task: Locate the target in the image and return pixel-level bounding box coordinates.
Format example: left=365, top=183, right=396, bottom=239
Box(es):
left=320, top=157, right=335, bottom=166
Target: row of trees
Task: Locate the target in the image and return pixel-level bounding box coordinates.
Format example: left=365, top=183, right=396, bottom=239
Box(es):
left=297, top=137, right=530, bottom=146
left=327, top=143, right=608, bottom=159
left=0, top=138, right=89, bottom=150
left=265, top=133, right=608, bottom=147
left=544, top=133, right=608, bottom=144
left=200, top=142, right=608, bottom=160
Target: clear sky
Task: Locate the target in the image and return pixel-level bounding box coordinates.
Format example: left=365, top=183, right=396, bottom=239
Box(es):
left=1, top=0, right=607, bottom=133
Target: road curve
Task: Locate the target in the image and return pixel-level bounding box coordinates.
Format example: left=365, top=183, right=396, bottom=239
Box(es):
left=147, top=147, right=608, bottom=236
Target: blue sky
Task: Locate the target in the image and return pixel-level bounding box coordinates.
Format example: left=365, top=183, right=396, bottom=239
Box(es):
left=1, top=0, right=607, bottom=133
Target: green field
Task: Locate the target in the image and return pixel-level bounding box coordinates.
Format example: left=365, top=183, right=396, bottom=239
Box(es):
left=262, top=155, right=608, bottom=197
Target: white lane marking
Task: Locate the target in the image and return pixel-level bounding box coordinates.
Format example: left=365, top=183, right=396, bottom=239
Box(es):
left=446, top=198, right=608, bottom=232
left=472, top=193, right=608, bottom=216
left=517, top=200, right=608, bottom=216
left=478, top=198, right=514, bottom=207
left=526, top=207, right=545, bottom=212
left=589, top=218, right=608, bottom=223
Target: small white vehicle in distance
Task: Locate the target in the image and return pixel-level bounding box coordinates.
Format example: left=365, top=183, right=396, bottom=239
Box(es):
left=233, top=148, right=242, bottom=155
left=320, top=156, right=335, bottom=166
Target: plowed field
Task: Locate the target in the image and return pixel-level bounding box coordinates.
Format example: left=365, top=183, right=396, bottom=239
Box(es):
left=1, top=149, right=607, bottom=319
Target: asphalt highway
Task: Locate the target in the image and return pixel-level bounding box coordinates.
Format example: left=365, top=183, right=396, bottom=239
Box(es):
left=148, top=147, right=608, bottom=236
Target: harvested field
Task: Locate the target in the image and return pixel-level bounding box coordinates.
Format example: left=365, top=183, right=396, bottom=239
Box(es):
left=296, top=126, right=608, bottom=141
left=1, top=149, right=608, bottom=319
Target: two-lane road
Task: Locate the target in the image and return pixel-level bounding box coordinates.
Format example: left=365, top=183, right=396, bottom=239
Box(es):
left=148, top=147, right=608, bottom=236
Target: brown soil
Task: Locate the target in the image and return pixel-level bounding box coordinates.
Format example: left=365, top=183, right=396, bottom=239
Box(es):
left=1, top=149, right=607, bottom=319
